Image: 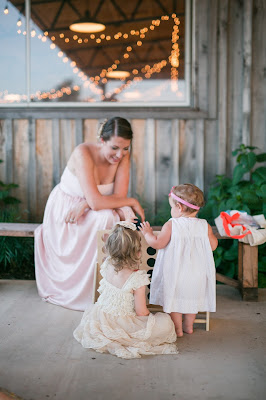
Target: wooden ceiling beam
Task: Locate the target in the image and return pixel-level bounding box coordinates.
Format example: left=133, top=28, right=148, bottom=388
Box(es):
left=67, top=0, right=83, bottom=19
left=154, top=0, right=169, bottom=14
left=131, top=0, right=142, bottom=19
left=93, top=0, right=106, bottom=19
left=50, top=0, right=67, bottom=29
left=109, top=0, right=127, bottom=21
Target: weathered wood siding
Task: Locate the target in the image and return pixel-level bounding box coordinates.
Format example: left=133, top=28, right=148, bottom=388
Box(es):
left=0, top=0, right=265, bottom=222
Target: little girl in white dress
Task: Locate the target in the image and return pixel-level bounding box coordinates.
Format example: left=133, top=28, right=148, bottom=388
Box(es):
left=140, top=184, right=218, bottom=337
left=73, top=221, right=178, bottom=359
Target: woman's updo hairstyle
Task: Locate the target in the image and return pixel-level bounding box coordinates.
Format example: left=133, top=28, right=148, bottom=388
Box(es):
left=98, top=117, right=133, bottom=142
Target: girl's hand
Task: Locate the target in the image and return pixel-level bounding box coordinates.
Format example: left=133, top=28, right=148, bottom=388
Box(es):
left=65, top=200, right=90, bottom=224
left=139, top=221, right=153, bottom=236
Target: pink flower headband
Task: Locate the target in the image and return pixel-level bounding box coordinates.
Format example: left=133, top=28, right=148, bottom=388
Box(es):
left=169, top=188, right=200, bottom=210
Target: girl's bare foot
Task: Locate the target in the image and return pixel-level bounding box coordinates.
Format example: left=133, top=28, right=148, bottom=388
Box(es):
left=183, top=326, right=193, bottom=334
left=183, top=314, right=196, bottom=334
left=176, top=329, right=183, bottom=337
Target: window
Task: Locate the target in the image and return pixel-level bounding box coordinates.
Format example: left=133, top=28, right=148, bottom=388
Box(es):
left=0, top=0, right=191, bottom=106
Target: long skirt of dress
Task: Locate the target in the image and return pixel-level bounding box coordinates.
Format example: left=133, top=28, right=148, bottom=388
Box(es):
left=73, top=304, right=178, bottom=359
left=35, top=185, right=120, bottom=311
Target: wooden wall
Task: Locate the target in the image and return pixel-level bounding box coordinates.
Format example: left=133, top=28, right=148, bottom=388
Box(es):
left=0, top=0, right=265, bottom=222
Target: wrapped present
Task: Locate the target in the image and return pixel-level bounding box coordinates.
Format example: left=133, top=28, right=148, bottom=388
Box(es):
left=215, top=210, right=266, bottom=246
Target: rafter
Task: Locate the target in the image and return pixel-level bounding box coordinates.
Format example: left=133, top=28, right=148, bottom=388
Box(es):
left=93, top=0, right=106, bottom=19
left=50, top=0, right=66, bottom=30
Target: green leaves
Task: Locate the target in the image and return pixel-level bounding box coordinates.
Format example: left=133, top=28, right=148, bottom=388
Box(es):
left=200, top=144, right=266, bottom=287
left=0, top=160, right=35, bottom=279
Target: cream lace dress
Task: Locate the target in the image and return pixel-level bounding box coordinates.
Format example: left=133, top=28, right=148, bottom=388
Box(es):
left=73, top=259, right=178, bottom=359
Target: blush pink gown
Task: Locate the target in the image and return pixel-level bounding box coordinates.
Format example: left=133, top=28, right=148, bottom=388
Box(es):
left=35, top=166, right=134, bottom=311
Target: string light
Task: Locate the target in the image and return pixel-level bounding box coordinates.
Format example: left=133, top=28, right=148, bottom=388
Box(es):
left=6, top=10, right=181, bottom=102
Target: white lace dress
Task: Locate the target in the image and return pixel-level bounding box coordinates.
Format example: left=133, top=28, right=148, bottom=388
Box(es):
left=73, top=260, right=178, bottom=359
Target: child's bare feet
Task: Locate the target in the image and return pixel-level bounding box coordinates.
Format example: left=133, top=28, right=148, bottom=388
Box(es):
left=183, top=325, right=193, bottom=334
left=183, top=314, right=196, bottom=334
left=176, top=329, right=184, bottom=337
left=170, top=312, right=183, bottom=338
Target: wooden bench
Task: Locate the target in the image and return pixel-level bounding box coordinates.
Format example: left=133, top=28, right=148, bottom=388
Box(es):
left=0, top=222, right=259, bottom=301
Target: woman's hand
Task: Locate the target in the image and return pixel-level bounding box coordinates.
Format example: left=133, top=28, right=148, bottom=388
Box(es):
left=131, top=199, right=145, bottom=222
left=65, top=200, right=90, bottom=224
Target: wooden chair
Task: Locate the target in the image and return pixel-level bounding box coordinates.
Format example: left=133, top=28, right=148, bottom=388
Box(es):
left=93, top=229, right=210, bottom=331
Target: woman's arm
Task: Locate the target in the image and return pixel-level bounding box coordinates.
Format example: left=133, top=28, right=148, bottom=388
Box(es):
left=208, top=224, right=218, bottom=251
left=139, top=221, right=172, bottom=249
left=72, top=144, right=145, bottom=220
left=134, top=286, right=150, bottom=316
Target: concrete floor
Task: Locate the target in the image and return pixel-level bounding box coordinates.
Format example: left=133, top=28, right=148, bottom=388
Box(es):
left=0, top=281, right=265, bottom=400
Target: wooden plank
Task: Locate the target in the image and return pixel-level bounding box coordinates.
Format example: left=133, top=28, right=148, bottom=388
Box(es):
left=242, top=244, right=258, bottom=288
left=52, top=119, right=61, bottom=187
left=0, top=108, right=209, bottom=121
left=204, top=120, right=218, bottom=192
left=227, top=0, right=244, bottom=172
left=27, top=118, right=37, bottom=221
left=0, top=119, right=13, bottom=182
left=191, top=0, right=198, bottom=108
left=238, top=242, right=243, bottom=283
left=195, top=119, right=204, bottom=190
left=251, top=0, right=266, bottom=150
left=75, top=119, right=83, bottom=146
left=59, top=119, right=75, bottom=174
left=195, top=0, right=209, bottom=112
left=155, top=119, right=173, bottom=205
left=13, top=119, right=29, bottom=220
left=0, top=120, right=11, bottom=182
left=170, top=119, right=179, bottom=186
left=207, top=0, right=218, bottom=118
left=179, top=120, right=200, bottom=184
left=0, top=120, right=4, bottom=181
left=0, top=223, right=40, bottom=237
left=238, top=241, right=259, bottom=301
left=130, top=119, right=146, bottom=200
left=144, top=119, right=156, bottom=215
left=217, top=0, right=228, bottom=174
left=36, top=120, right=53, bottom=222
left=83, top=119, right=98, bottom=144
left=216, top=272, right=239, bottom=288
left=242, top=0, right=252, bottom=145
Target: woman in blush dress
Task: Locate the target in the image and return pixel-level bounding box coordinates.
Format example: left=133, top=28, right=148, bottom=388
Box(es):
left=35, top=117, right=144, bottom=311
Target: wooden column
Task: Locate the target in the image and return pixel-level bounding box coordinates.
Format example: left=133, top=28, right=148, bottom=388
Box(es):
left=238, top=242, right=258, bottom=301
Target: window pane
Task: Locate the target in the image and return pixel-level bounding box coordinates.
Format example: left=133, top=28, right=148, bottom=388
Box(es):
left=5, top=0, right=189, bottom=105
left=0, top=1, right=26, bottom=104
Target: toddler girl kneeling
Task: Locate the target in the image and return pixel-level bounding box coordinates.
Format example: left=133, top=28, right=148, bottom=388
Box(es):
left=73, top=221, right=178, bottom=359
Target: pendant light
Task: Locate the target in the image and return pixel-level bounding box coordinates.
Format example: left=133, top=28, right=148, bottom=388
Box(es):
left=69, top=11, right=105, bottom=33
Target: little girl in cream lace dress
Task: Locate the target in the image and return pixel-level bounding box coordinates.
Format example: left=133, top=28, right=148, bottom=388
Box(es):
left=73, top=221, right=178, bottom=359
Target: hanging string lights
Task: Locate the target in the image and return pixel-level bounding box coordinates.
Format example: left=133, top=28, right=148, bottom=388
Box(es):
left=2, top=3, right=181, bottom=103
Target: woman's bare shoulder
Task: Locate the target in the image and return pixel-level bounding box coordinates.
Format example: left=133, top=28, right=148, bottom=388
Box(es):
left=75, top=142, right=97, bottom=154
left=68, top=143, right=97, bottom=172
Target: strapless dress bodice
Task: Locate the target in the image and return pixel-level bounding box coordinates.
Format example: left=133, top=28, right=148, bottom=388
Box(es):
left=59, top=166, right=114, bottom=198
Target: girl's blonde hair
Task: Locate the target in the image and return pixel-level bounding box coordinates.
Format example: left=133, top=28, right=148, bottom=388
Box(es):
left=105, top=224, right=141, bottom=272
left=171, top=183, right=205, bottom=213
